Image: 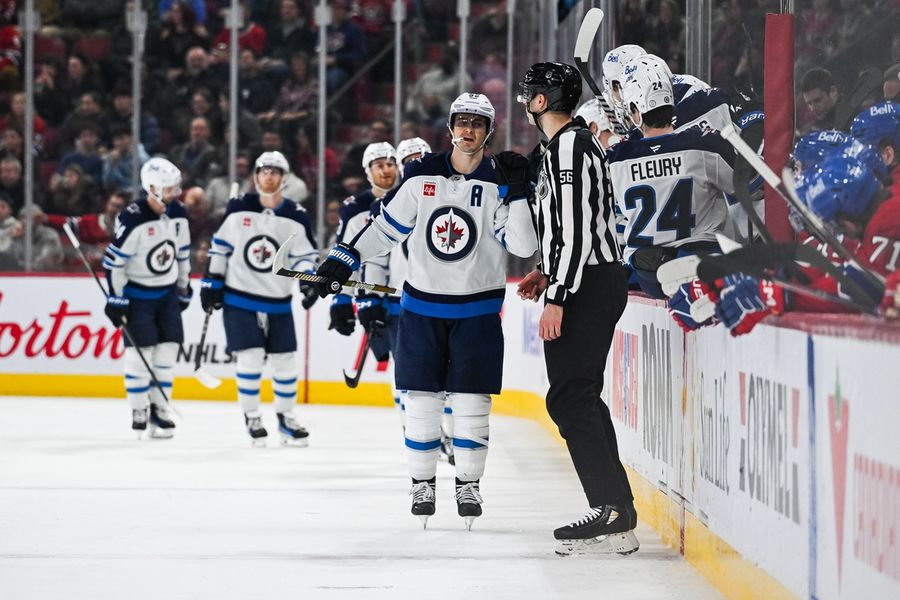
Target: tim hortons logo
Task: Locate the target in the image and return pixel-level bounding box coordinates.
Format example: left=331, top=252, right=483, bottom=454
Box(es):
left=0, top=292, right=123, bottom=360
left=738, top=371, right=800, bottom=523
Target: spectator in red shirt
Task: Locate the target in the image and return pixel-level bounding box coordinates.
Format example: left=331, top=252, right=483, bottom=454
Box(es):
left=213, top=1, right=267, bottom=57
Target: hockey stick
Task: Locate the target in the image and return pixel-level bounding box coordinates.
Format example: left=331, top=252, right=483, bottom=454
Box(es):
left=573, top=8, right=628, bottom=136
left=62, top=223, right=180, bottom=411
left=718, top=124, right=884, bottom=299
left=192, top=309, right=222, bottom=389
left=272, top=235, right=398, bottom=295
left=343, top=332, right=370, bottom=388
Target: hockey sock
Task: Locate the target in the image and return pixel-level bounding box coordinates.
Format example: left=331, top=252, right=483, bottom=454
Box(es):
left=404, top=391, right=445, bottom=480
left=124, top=346, right=153, bottom=410
left=149, top=342, right=177, bottom=407
left=235, top=348, right=265, bottom=415
left=448, top=393, right=491, bottom=481
left=269, top=352, right=298, bottom=414
left=441, top=393, right=453, bottom=441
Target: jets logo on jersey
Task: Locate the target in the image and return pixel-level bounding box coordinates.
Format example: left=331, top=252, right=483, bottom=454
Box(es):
left=147, top=240, right=176, bottom=274
left=425, top=206, right=477, bottom=261
left=243, top=234, right=280, bottom=272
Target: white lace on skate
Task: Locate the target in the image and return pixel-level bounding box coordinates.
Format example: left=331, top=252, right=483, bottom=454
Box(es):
left=246, top=415, right=265, bottom=433
left=569, top=506, right=613, bottom=528
left=132, top=409, right=148, bottom=425
left=409, top=481, right=435, bottom=504
left=455, top=482, right=483, bottom=506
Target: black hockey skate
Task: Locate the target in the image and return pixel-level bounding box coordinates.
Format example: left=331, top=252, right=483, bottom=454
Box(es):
left=409, top=478, right=436, bottom=529
left=132, top=408, right=148, bottom=440
left=277, top=412, right=309, bottom=447
left=554, top=503, right=640, bottom=556
left=455, top=478, right=483, bottom=531
left=149, top=404, right=175, bottom=439
left=244, top=413, right=268, bottom=447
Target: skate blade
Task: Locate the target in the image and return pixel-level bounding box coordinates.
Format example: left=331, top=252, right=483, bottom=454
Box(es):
left=149, top=426, right=174, bottom=439
left=555, top=530, right=640, bottom=557
left=417, top=515, right=430, bottom=529
left=133, top=429, right=146, bottom=440
left=464, top=516, right=477, bottom=531
left=280, top=435, right=309, bottom=448
left=250, top=437, right=267, bottom=448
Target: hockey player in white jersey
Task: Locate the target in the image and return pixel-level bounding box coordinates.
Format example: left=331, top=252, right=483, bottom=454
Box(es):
left=312, top=93, right=538, bottom=529
left=102, top=157, right=191, bottom=439
left=201, top=151, right=318, bottom=447
left=607, top=56, right=735, bottom=300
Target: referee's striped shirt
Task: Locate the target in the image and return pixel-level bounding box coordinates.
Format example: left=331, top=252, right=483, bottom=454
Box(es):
left=536, top=116, right=621, bottom=305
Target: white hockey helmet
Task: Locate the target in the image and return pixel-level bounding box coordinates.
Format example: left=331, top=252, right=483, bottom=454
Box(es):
left=671, top=72, right=710, bottom=100
left=255, top=150, right=290, bottom=175
left=140, top=157, right=182, bottom=200
left=601, top=44, right=647, bottom=98
left=621, top=56, right=674, bottom=124
left=362, top=141, right=398, bottom=188
left=396, top=137, right=432, bottom=164
left=447, top=92, right=496, bottom=137
left=575, top=98, right=613, bottom=132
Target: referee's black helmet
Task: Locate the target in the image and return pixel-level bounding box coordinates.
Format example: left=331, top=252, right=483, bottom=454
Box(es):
left=518, top=62, right=583, bottom=113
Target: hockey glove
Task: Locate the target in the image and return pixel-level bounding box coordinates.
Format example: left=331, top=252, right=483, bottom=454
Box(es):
left=329, top=295, right=356, bottom=336
left=200, top=274, right=225, bottom=312
left=667, top=278, right=717, bottom=332
left=492, top=151, right=530, bottom=203
left=357, top=294, right=387, bottom=333
left=714, top=274, right=785, bottom=337
left=178, top=284, right=193, bottom=312
left=314, top=242, right=360, bottom=298
left=104, top=295, right=130, bottom=327
left=299, top=283, right=318, bottom=310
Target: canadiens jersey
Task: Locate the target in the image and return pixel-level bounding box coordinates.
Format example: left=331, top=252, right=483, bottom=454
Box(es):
left=103, top=199, right=190, bottom=298
left=208, top=193, right=318, bottom=314
left=350, top=151, right=538, bottom=318
left=607, top=127, right=735, bottom=264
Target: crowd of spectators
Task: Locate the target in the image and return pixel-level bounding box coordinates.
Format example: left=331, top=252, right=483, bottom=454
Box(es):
left=0, top=0, right=521, bottom=274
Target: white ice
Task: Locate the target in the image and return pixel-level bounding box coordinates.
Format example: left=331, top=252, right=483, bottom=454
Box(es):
left=0, top=397, right=721, bottom=600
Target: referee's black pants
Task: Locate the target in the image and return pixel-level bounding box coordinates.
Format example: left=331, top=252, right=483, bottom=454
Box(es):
left=544, top=263, right=632, bottom=508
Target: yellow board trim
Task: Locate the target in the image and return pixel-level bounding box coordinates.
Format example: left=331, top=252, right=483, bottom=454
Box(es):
left=0, top=374, right=795, bottom=600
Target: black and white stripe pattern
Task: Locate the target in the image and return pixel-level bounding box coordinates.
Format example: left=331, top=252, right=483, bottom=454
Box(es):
left=537, top=119, right=621, bottom=305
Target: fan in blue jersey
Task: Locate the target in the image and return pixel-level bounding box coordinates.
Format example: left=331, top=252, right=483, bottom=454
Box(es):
left=102, top=157, right=191, bottom=439
left=607, top=55, right=736, bottom=300
left=312, top=93, right=538, bottom=529
left=201, top=151, right=318, bottom=447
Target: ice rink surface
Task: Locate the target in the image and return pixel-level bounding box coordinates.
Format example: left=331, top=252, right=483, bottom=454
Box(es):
left=0, top=397, right=721, bottom=600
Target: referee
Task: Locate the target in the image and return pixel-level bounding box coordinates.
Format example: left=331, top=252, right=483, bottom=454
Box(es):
left=515, top=62, right=637, bottom=555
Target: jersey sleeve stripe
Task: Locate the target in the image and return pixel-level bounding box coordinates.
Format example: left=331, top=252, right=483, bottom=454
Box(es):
left=381, top=206, right=413, bottom=234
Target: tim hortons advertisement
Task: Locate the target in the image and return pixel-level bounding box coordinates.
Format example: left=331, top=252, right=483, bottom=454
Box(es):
left=813, top=335, right=900, bottom=600
left=687, top=324, right=810, bottom=598
left=0, top=276, right=392, bottom=385
left=604, top=297, right=689, bottom=503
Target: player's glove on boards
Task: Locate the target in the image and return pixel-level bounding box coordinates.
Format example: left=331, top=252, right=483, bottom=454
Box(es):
left=105, top=295, right=129, bottom=327
left=314, top=242, right=360, bottom=298
left=667, top=278, right=716, bottom=332
left=200, top=274, right=224, bottom=312
left=714, top=274, right=784, bottom=337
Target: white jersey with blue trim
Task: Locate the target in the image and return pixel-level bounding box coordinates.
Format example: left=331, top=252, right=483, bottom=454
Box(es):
left=338, top=189, right=391, bottom=298
left=208, top=193, right=317, bottom=314
left=103, top=199, right=191, bottom=298
left=673, top=87, right=734, bottom=134
left=607, top=127, right=736, bottom=264
left=350, top=151, right=538, bottom=318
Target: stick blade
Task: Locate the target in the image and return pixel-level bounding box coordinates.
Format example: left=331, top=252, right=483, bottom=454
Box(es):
left=272, top=233, right=295, bottom=275
left=342, top=369, right=361, bottom=389
left=574, top=8, right=604, bottom=60
left=194, top=368, right=222, bottom=389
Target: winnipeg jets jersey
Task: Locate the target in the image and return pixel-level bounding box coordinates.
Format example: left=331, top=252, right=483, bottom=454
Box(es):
left=370, top=196, right=409, bottom=316
left=673, top=87, right=733, bottom=134
left=672, top=73, right=711, bottom=103
left=208, top=193, right=317, bottom=314
left=350, top=152, right=538, bottom=318
left=607, top=127, right=735, bottom=264
left=103, top=199, right=190, bottom=298
left=338, top=189, right=390, bottom=298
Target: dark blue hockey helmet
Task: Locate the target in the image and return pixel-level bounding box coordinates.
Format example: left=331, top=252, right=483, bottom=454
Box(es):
left=850, top=101, right=900, bottom=150
left=790, top=129, right=849, bottom=173
left=802, top=155, right=881, bottom=223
